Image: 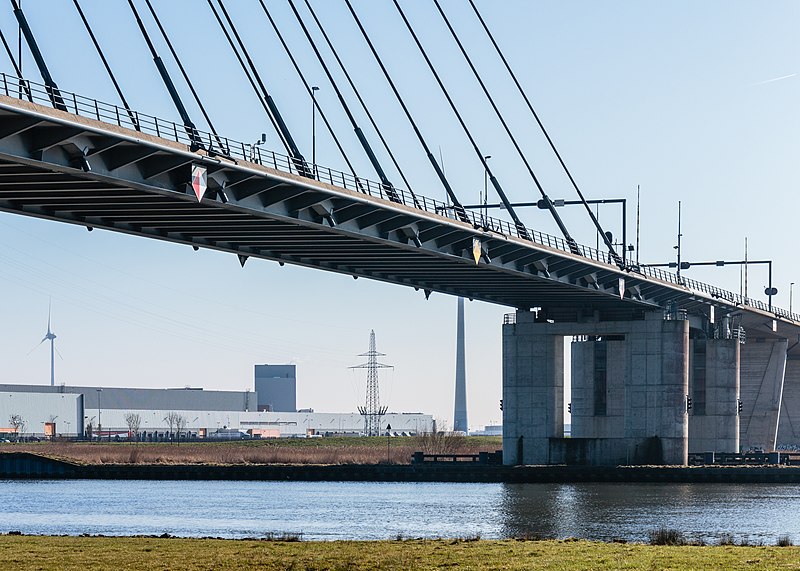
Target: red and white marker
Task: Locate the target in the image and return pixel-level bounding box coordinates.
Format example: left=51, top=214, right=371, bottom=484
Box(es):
left=191, top=164, right=207, bottom=202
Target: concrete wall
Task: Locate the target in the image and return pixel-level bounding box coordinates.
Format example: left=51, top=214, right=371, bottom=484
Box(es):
left=689, top=339, right=740, bottom=453
left=740, top=339, right=787, bottom=451
left=777, top=359, right=800, bottom=447
left=502, top=329, right=564, bottom=465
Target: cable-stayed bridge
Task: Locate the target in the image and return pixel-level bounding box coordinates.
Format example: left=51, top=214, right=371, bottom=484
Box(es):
left=0, top=76, right=794, bottom=330
left=1, top=1, right=798, bottom=467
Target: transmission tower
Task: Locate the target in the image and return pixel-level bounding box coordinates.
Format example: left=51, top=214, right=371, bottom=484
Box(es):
left=350, top=330, right=393, bottom=436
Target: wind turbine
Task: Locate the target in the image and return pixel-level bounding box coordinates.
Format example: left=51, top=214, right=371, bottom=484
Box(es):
left=31, top=301, right=60, bottom=386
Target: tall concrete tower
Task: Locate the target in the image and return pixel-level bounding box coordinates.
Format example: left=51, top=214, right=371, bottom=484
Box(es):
left=453, top=297, right=468, bottom=433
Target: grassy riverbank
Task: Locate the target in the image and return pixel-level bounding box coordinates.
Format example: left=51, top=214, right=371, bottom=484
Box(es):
left=0, top=535, right=796, bottom=570
left=0, top=435, right=500, bottom=465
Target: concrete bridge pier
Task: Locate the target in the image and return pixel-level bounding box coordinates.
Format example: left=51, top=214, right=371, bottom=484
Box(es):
left=502, top=330, right=564, bottom=465
left=688, top=338, right=740, bottom=454
left=624, top=316, right=689, bottom=466
left=502, top=310, right=690, bottom=466
left=777, top=358, right=800, bottom=447
left=740, top=338, right=787, bottom=451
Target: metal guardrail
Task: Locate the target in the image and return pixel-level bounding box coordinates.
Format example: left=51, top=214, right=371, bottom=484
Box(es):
left=2, top=74, right=797, bottom=322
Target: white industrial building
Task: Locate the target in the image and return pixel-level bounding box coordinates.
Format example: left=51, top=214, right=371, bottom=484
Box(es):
left=0, top=374, right=434, bottom=439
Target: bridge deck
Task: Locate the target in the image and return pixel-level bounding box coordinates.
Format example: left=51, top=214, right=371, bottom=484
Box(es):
left=0, top=77, right=796, bottom=340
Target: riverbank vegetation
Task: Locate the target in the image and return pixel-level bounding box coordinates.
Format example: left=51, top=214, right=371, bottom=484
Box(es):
left=0, top=434, right=500, bottom=465
left=0, top=534, right=796, bottom=570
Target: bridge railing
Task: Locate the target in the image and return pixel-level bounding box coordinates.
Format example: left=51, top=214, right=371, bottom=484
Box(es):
left=2, top=74, right=797, bottom=322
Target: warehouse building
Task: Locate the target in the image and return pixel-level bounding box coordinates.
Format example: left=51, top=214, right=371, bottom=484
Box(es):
left=0, top=375, right=434, bottom=438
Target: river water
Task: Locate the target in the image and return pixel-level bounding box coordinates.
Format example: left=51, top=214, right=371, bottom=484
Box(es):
left=1, top=480, right=799, bottom=543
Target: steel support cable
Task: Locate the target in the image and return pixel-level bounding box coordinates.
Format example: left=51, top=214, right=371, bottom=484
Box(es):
left=302, top=0, right=420, bottom=208
left=467, top=0, right=621, bottom=264
left=9, top=0, right=65, bottom=110
left=391, top=0, right=529, bottom=241
left=204, top=0, right=274, bottom=144
left=284, top=0, right=403, bottom=205
left=143, top=0, right=228, bottom=154
left=214, top=0, right=312, bottom=178
left=342, top=0, right=469, bottom=224
left=0, top=24, right=31, bottom=100
left=72, top=0, right=139, bottom=131
left=126, top=0, right=203, bottom=150
left=432, top=0, right=580, bottom=253
left=254, top=0, right=360, bottom=183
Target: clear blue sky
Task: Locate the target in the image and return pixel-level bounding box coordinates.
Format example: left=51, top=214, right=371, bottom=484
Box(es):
left=0, top=1, right=797, bottom=430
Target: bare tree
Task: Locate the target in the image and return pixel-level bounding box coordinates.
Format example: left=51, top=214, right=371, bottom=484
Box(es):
left=164, top=411, right=181, bottom=441
left=124, top=412, right=142, bottom=443
left=175, top=414, right=187, bottom=442
left=9, top=414, right=26, bottom=442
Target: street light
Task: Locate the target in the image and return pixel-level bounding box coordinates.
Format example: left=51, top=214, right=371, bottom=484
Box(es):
left=482, top=155, right=491, bottom=224
left=96, top=388, right=102, bottom=442
left=311, top=86, right=320, bottom=179
left=791, top=282, right=795, bottom=316
left=386, top=423, right=392, bottom=464
left=250, top=133, right=266, bottom=163
left=642, top=259, right=777, bottom=311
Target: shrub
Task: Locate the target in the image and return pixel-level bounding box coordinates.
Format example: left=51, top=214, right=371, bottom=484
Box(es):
left=648, top=528, right=686, bottom=546
left=718, top=533, right=735, bottom=546
left=776, top=535, right=793, bottom=547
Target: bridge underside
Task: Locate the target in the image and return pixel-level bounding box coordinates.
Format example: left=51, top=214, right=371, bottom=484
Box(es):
left=3, top=93, right=800, bottom=467
left=0, top=95, right=699, bottom=318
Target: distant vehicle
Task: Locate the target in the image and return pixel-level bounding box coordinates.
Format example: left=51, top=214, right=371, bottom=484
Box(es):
left=207, top=429, right=251, bottom=441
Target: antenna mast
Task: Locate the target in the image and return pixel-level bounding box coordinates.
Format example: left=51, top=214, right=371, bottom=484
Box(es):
left=350, top=330, right=393, bottom=436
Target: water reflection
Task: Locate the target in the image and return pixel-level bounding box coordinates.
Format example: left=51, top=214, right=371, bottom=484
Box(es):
left=500, top=482, right=800, bottom=543
left=1, top=480, right=800, bottom=542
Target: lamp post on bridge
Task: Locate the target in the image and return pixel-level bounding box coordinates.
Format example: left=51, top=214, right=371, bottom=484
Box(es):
left=642, top=259, right=777, bottom=312
left=482, top=155, right=491, bottom=225
left=461, top=196, right=631, bottom=265
left=311, top=85, right=320, bottom=180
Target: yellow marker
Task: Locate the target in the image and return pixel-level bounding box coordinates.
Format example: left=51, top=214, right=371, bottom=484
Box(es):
left=472, top=238, right=481, bottom=265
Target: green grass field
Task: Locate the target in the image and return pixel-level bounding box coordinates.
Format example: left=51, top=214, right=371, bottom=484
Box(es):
left=0, top=535, right=797, bottom=570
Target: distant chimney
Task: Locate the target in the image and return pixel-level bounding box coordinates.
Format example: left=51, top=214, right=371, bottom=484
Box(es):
left=453, top=297, right=468, bottom=433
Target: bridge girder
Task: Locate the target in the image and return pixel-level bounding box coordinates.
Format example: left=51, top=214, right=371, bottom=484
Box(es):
left=0, top=94, right=795, bottom=337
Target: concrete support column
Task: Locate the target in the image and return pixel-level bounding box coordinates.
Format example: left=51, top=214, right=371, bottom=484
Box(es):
left=625, top=315, right=688, bottom=465
left=570, top=339, right=625, bottom=439
left=688, top=339, right=740, bottom=453
left=740, top=338, right=788, bottom=451
left=658, top=319, right=690, bottom=464
left=777, top=359, right=800, bottom=447
left=502, top=318, right=563, bottom=465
